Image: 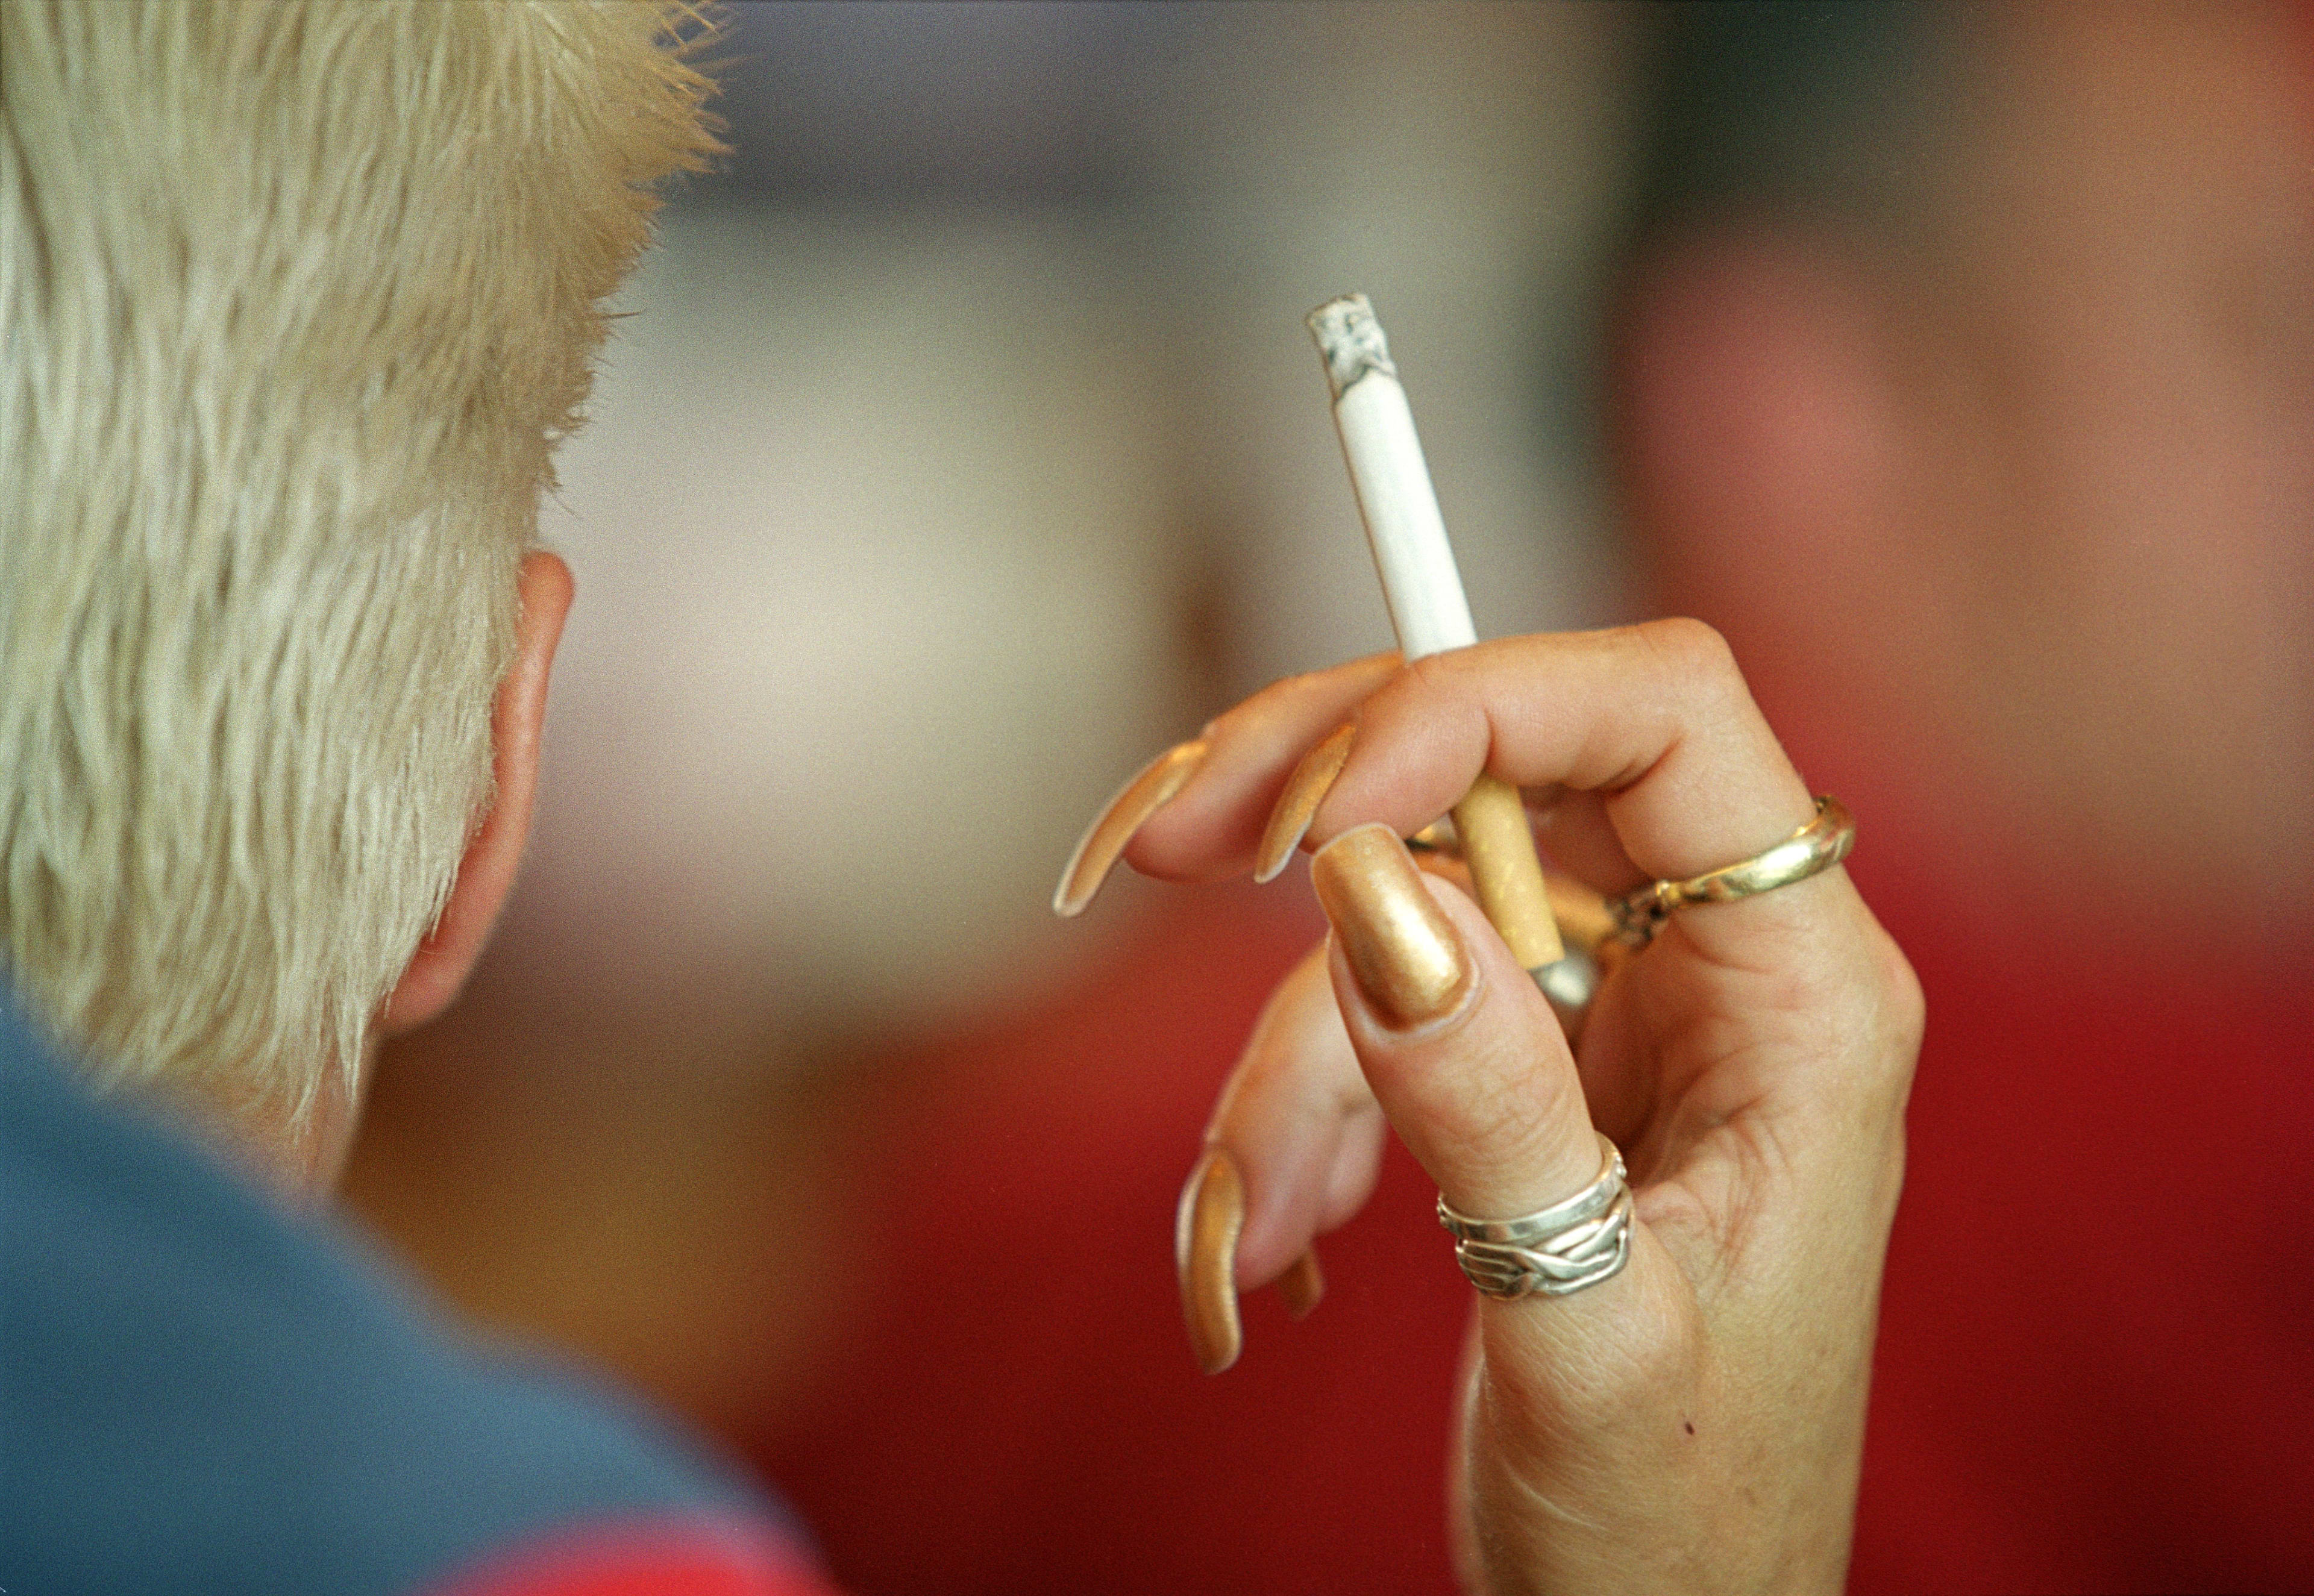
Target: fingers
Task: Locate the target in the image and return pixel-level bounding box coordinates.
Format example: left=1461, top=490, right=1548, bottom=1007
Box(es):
left=1053, top=740, right=1208, bottom=916
left=1311, top=623, right=1814, bottom=886
left=1310, top=825, right=1600, bottom=1220
left=1174, top=940, right=1387, bottom=1373
left=1062, top=624, right=1826, bottom=950
left=1308, top=824, right=1704, bottom=1424
left=1140, top=651, right=1400, bottom=879
left=1208, top=946, right=1387, bottom=1276
left=1052, top=653, right=1399, bottom=915
left=1255, top=721, right=1357, bottom=883
left=1090, top=623, right=1858, bottom=984
left=1175, top=1158, right=1332, bottom=1374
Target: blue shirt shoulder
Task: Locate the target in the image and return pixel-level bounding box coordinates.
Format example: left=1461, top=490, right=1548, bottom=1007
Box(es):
left=0, top=994, right=814, bottom=1596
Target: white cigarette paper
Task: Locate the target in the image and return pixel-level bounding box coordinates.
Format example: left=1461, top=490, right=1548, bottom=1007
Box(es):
left=1308, top=293, right=1567, bottom=975
left=1305, top=295, right=1477, bottom=662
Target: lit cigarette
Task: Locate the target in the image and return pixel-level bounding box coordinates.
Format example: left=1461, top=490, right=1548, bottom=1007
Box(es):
left=1307, top=293, right=1568, bottom=978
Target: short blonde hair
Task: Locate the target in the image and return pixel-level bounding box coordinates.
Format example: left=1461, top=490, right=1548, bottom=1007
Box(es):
left=1, top=2, right=719, bottom=1119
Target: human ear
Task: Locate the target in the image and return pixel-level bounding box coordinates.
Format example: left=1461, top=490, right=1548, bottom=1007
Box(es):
left=379, top=549, right=574, bottom=1035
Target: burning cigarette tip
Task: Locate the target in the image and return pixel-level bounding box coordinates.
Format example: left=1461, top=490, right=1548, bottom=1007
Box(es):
left=1306, top=293, right=1397, bottom=401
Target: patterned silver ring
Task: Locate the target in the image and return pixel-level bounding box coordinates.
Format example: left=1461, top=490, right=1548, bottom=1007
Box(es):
left=1437, top=1132, right=1633, bottom=1300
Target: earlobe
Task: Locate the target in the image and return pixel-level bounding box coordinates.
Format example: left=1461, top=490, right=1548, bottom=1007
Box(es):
left=380, top=550, right=574, bottom=1035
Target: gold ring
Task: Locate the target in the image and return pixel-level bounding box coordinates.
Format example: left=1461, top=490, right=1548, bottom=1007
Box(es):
left=1606, top=795, right=1855, bottom=948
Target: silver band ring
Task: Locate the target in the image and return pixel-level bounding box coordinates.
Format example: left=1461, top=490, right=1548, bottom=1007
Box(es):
left=1438, top=1132, right=1634, bottom=1300
left=1606, top=795, right=1856, bottom=948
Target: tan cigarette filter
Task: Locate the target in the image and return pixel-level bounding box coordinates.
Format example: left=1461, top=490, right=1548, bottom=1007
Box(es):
left=1450, top=775, right=1566, bottom=970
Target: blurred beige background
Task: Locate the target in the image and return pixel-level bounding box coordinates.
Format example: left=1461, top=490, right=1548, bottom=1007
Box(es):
left=522, top=1, right=1632, bottom=1047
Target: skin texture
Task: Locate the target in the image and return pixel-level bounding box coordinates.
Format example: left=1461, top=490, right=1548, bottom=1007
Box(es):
left=1099, top=624, right=1921, bottom=1592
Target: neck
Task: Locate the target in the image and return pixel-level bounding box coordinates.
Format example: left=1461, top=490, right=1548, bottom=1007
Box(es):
left=168, top=1053, right=369, bottom=1209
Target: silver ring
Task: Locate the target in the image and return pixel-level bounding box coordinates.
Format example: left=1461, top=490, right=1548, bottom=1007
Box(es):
left=1437, top=1132, right=1633, bottom=1300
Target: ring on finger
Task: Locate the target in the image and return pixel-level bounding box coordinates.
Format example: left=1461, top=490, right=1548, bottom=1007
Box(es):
left=1606, top=795, right=1856, bottom=949
left=1438, top=1131, right=1633, bottom=1300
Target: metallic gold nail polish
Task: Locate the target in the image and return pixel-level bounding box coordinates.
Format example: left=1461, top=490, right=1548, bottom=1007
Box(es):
left=1278, top=1247, right=1325, bottom=1320
left=1253, top=722, right=1356, bottom=883
left=1053, top=739, right=1207, bottom=918
left=1311, top=823, right=1473, bottom=1028
left=1176, top=1147, right=1245, bottom=1375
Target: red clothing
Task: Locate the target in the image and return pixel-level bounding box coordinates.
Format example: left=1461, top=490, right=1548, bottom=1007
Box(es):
left=753, top=881, right=1472, bottom=1592
left=752, top=857, right=2313, bottom=1592
left=428, top=1522, right=832, bottom=1596
left=1851, top=848, right=2314, bottom=1592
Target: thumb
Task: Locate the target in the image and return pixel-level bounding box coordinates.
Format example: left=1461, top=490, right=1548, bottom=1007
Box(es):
left=1310, top=823, right=1604, bottom=1225
left=1312, top=822, right=1708, bottom=1583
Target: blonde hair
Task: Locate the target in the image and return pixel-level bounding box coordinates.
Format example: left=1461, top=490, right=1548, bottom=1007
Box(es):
left=1, top=2, right=719, bottom=1120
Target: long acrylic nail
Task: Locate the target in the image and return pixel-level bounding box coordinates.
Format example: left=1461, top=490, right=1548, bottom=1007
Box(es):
left=1278, top=1247, right=1325, bottom=1320
left=1311, top=823, right=1473, bottom=1028
left=1053, top=739, right=1208, bottom=917
left=1254, top=722, right=1356, bottom=883
left=1176, top=1147, right=1246, bottom=1374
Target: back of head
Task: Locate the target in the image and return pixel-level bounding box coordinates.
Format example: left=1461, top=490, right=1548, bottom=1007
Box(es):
left=1, top=2, right=718, bottom=1122
left=1608, top=0, right=2314, bottom=942
left=1599, top=0, right=1968, bottom=596
left=1622, top=0, right=1953, bottom=252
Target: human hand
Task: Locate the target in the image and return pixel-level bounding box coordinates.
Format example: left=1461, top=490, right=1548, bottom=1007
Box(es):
left=1055, top=622, right=1922, bottom=1594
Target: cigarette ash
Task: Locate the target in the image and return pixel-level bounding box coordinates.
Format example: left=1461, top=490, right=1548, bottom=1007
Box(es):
left=1306, top=292, right=1399, bottom=400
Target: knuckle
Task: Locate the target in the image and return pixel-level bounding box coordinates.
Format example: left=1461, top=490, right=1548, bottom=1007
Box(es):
left=1805, top=921, right=1927, bottom=1122
left=1848, top=918, right=1927, bottom=1073
left=1638, top=615, right=1743, bottom=693
left=1871, top=946, right=1928, bottom=1110
left=1605, top=1290, right=1704, bottom=1393
left=1880, top=937, right=1927, bottom=1053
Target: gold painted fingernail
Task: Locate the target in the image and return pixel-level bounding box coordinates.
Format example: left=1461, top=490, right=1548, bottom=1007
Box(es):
left=1311, top=824, right=1473, bottom=1028
left=1254, top=722, right=1356, bottom=883
left=1176, top=1147, right=1246, bottom=1375
left=1053, top=739, right=1208, bottom=917
left=1278, top=1247, right=1325, bottom=1320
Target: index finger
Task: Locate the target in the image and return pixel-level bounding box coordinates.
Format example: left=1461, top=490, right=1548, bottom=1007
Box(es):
left=1309, top=621, right=1817, bottom=889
